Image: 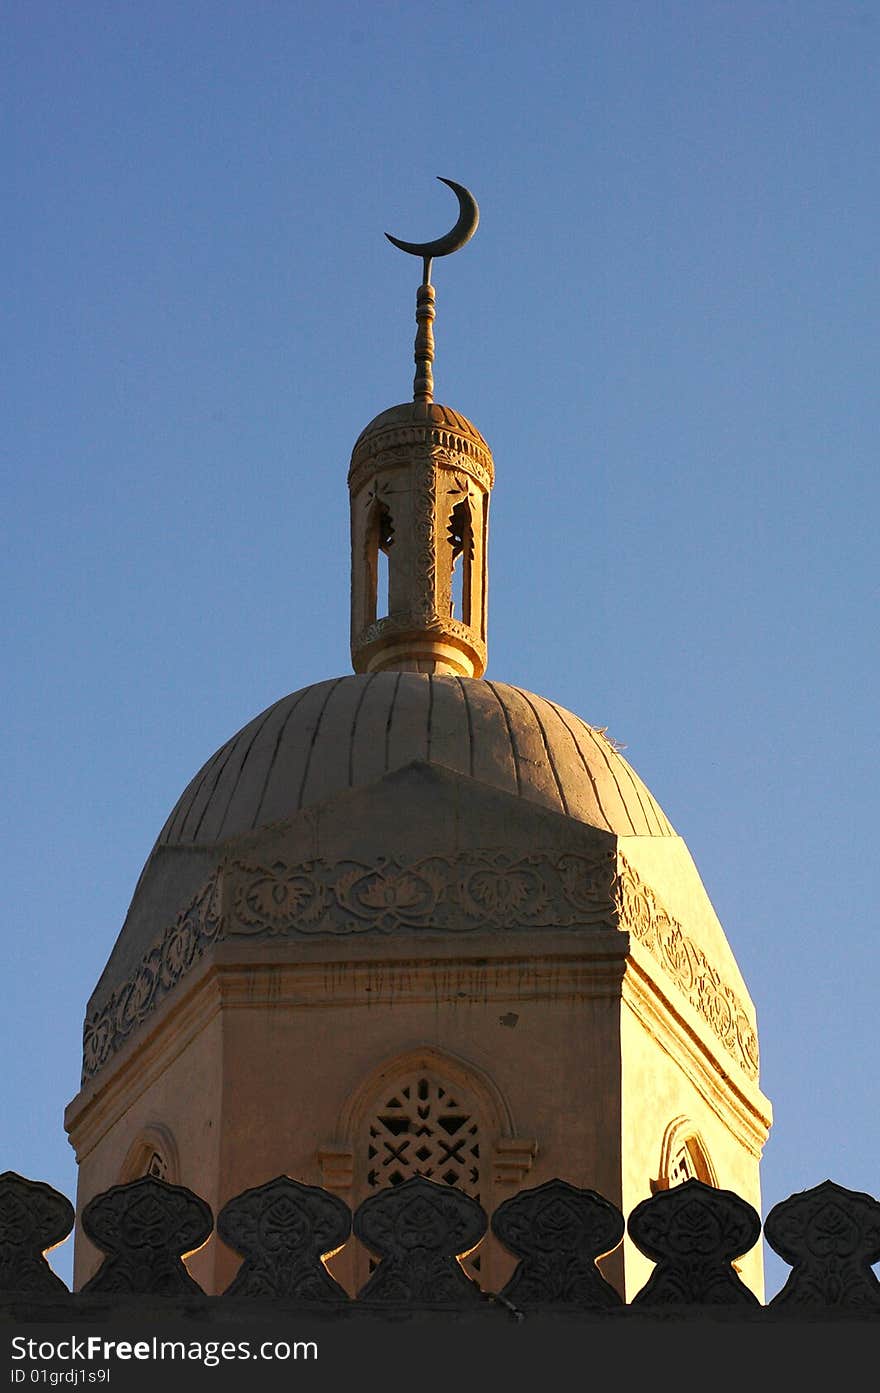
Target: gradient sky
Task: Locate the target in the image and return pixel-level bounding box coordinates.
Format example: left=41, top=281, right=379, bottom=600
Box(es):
left=4, top=1, right=879, bottom=1296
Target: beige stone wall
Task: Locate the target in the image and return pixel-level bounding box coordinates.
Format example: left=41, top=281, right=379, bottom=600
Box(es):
left=70, top=1011, right=223, bottom=1291
left=216, top=971, right=624, bottom=1291
left=619, top=981, right=767, bottom=1301
left=68, top=939, right=627, bottom=1295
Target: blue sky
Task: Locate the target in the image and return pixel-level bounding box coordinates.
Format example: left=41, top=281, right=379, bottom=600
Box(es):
left=4, top=1, right=879, bottom=1296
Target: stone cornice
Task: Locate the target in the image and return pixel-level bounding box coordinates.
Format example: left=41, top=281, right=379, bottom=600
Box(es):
left=78, top=847, right=762, bottom=1117
left=615, top=855, right=759, bottom=1081
left=66, top=960, right=223, bottom=1162
left=349, top=431, right=495, bottom=494
left=621, top=954, right=771, bottom=1158
left=81, top=848, right=619, bottom=1082
left=351, top=613, right=488, bottom=670
left=67, top=939, right=629, bottom=1157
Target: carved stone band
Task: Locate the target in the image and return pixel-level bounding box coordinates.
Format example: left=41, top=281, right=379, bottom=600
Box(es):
left=81, top=849, right=757, bottom=1085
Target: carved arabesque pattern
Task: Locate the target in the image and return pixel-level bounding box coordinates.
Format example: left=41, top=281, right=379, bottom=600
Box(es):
left=218, top=1176, right=350, bottom=1301
left=230, top=849, right=616, bottom=939
left=765, top=1180, right=880, bottom=1310
left=7, top=1170, right=880, bottom=1309
left=616, top=857, right=759, bottom=1079
left=366, top=1074, right=481, bottom=1200
left=413, top=455, right=438, bottom=623
left=492, top=1179, right=624, bottom=1308
left=82, top=848, right=617, bottom=1080
left=354, top=1176, right=485, bottom=1305
left=80, top=1175, right=212, bottom=1296
left=81, top=849, right=757, bottom=1089
left=82, top=874, right=222, bottom=1081
left=349, top=433, right=494, bottom=495
left=0, top=1172, right=73, bottom=1295
left=628, top=1178, right=761, bottom=1306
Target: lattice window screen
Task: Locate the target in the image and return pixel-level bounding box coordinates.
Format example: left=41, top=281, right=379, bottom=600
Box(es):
left=367, top=1073, right=481, bottom=1198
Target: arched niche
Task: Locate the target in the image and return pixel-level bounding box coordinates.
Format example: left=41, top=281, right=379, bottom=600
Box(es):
left=653, top=1115, right=718, bottom=1192
left=119, top=1123, right=180, bottom=1186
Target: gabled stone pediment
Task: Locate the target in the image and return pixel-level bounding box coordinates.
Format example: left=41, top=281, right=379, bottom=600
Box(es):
left=224, top=758, right=618, bottom=865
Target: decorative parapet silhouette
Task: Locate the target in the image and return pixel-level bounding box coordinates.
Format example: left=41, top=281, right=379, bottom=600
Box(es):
left=79, top=1175, right=212, bottom=1296
left=627, top=1178, right=761, bottom=1306
left=2, top=1170, right=880, bottom=1316
left=0, top=1172, right=73, bottom=1296
left=491, top=1179, right=623, bottom=1309
left=354, top=1175, right=485, bottom=1304
left=218, top=1176, right=350, bottom=1300
left=765, top=1180, right=880, bottom=1311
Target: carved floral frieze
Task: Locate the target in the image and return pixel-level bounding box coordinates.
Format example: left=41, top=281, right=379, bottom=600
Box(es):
left=348, top=434, right=494, bottom=496
left=81, top=876, right=223, bottom=1083
left=228, top=848, right=616, bottom=937
left=81, top=849, right=616, bottom=1081
left=81, top=848, right=758, bottom=1086
left=615, top=856, right=759, bottom=1080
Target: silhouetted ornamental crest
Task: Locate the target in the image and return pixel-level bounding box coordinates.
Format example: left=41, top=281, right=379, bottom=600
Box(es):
left=765, top=1180, right=880, bottom=1311
left=80, top=1175, right=212, bottom=1296
left=0, top=1172, right=73, bottom=1296
left=9, top=1169, right=880, bottom=1309
left=628, top=1178, right=761, bottom=1306
left=354, top=1176, right=486, bottom=1304
left=218, top=1176, right=350, bottom=1301
left=491, top=1179, right=623, bottom=1309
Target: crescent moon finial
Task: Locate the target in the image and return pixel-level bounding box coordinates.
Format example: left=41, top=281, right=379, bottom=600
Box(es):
left=385, top=178, right=480, bottom=403
left=386, top=177, right=480, bottom=284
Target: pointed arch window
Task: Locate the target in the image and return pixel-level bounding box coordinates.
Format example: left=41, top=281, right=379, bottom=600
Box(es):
left=448, top=498, right=473, bottom=625
left=144, top=1150, right=168, bottom=1180
left=364, top=498, right=394, bottom=625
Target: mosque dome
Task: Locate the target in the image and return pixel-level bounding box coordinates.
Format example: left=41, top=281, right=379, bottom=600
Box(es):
left=88, top=187, right=684, bottom=1045
left=350, top=401, right=494, bottom=484
left=68, top=184, right=770, bottom=1310
left=156, top=673, right=673, bottom=849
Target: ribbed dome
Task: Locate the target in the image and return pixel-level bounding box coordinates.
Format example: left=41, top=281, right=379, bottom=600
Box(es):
left=351, top=400, right=491, bottom=453
left=349, top=400, right=494, bottom=486
left=157, top=675, right=674, bottom=848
